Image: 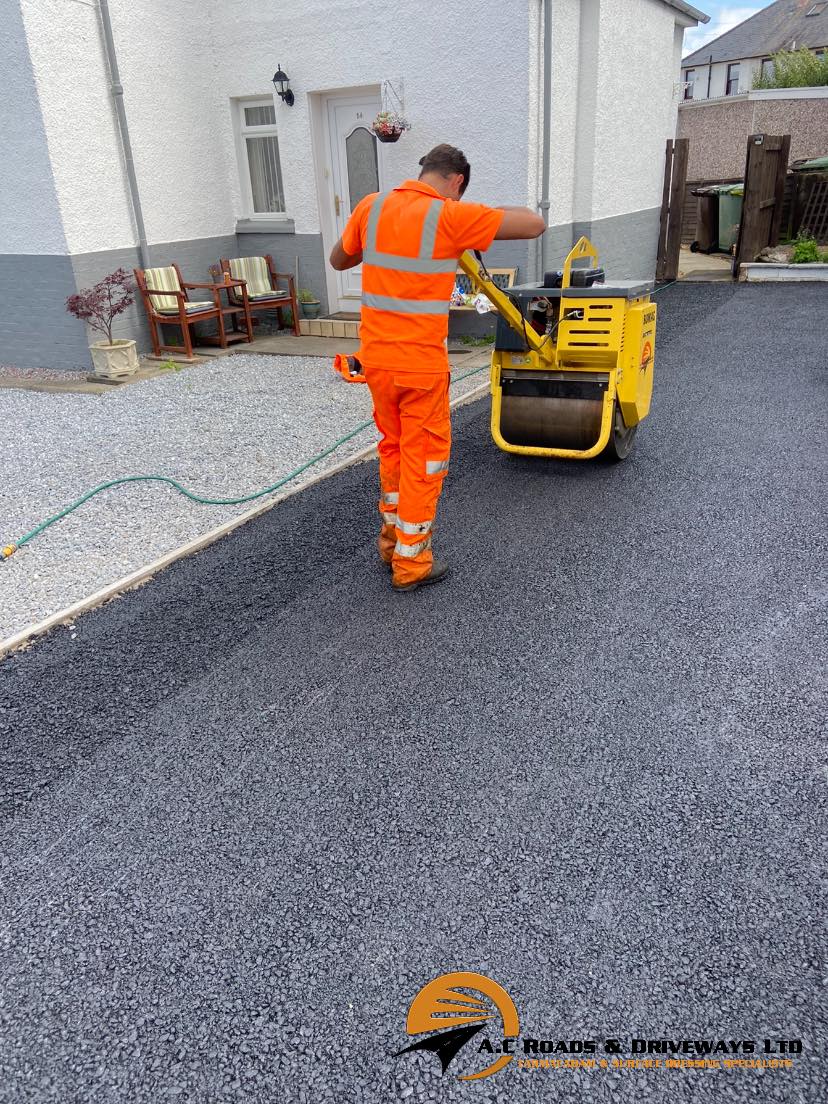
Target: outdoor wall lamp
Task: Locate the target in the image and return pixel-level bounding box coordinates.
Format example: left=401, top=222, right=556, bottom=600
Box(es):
left=272, top=66, right=294, bottom=106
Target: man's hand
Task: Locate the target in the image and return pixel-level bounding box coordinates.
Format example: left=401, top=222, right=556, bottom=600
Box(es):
left=329, top=239, right=363, bottom=271
left=494, top=208, right=546, bottom=241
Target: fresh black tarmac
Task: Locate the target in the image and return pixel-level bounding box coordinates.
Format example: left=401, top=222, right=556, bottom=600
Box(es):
left=1, top=283, right=826, bottom=1103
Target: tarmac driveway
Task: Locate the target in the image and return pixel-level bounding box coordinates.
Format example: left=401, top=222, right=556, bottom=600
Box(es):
left=0, top=282, right=825, bottom=1103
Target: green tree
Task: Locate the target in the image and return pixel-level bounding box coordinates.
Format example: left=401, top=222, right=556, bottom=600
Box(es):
left=752, top=47, right=828, bottom=90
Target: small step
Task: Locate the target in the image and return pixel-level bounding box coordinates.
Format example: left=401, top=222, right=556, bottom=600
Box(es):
left=299, top=318, right=360, bottom=339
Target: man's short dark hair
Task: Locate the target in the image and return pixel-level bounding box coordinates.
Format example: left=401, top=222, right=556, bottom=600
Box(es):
left=418, top=144, right=471, bottom=195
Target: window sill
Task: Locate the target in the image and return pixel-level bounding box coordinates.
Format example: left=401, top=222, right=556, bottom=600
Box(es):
left=236, top=218, right=295, bottom=234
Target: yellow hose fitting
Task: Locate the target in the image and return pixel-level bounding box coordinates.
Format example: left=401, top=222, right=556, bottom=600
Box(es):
left=1, top=544, right=17, bottom=560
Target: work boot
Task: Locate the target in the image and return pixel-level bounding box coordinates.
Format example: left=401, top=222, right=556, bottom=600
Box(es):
left=392, top=559, right=449, bottom=593
left=378, top=524, right=396, bottom=568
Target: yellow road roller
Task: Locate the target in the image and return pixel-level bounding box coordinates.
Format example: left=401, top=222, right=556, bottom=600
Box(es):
left=458, top=238, right=656, bottom=461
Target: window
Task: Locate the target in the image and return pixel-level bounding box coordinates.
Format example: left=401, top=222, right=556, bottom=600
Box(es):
left=761, top=57, right=775, bottom=80
left=806, top=3, right=827, bottom=15
left=235, top=99, right=286, bottom=216
left=726, top=63, right=740, bottom=95
left=684, top=69, right=696, bottom=99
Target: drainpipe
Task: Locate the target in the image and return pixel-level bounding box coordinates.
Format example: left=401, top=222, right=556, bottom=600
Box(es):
left=97, top=0, right=151, bottom=268
left=537, top=0, right=552, bottom=280
left=706, top=53, right=712, bottom=99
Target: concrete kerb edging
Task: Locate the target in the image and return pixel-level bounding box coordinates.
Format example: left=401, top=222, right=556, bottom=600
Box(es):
left=0, top=378, right=490, bottom=660
left=740, top=263, right=828, bottom=283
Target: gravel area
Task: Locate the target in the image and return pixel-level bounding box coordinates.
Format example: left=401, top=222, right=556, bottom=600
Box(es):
left=0, top=363, right=83, bottom=381
left=0, top=353, right=488, bottom=640
left=0, top=283, right=825, bottom=1103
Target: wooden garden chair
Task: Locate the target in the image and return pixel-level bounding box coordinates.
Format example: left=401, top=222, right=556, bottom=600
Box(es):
left=220, top=255, right=301, bottom=336
left=134, top=264, right=251, bottom=358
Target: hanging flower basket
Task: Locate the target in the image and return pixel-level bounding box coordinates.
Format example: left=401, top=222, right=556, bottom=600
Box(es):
left=372, top=110, right=410, bottom=144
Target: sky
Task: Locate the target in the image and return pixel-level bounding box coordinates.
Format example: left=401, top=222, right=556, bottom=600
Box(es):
left=681, top=1, right=773, bottom=57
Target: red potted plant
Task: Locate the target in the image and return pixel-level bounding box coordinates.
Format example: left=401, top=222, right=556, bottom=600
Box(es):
left=66, top=267, right=138, bottom=379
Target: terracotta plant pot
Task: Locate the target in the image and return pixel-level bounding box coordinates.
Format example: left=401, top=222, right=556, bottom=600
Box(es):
left=89, top=338, right=140, bottom=379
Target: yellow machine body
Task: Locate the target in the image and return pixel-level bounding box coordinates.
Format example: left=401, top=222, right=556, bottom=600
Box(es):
left=457, top=238, right=656, bottom=460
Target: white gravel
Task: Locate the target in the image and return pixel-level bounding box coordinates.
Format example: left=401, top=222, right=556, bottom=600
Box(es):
left=0, top=353, right=488, bottom=640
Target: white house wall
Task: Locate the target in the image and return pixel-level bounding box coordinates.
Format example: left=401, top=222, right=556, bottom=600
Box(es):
left=589, top=0, right=686, bottom=221
left=541, top=0, right=689, bottom=278
left=3, top=0, right=698, bottom=368
left=19, top=0, right=136, bottom=254
left=1, top=0, right=92, bottom=370
left=208, top=0, right=533, bottom=236
left=545, top=0, right=582, bottom=229
left=2, top=0, right=68, bottom=256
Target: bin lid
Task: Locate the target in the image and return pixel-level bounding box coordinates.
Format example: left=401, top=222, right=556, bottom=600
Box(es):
left=792, top=156, right=828, bottom=172
left=691, top=183, right=744, bottom=196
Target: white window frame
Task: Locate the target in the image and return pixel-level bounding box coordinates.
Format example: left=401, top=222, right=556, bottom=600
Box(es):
left=233, top=97, right=288, bottom=221
left=684, top=69, right=696, bottom=99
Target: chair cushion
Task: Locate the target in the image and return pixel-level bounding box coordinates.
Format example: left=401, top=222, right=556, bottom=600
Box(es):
left=144, top=266, right=183, bottom=313
left=229, top=256, right=273, bottom=298
left=249, top=292, right=289, bottom=302
left=156, top=300, right=214, bottom=315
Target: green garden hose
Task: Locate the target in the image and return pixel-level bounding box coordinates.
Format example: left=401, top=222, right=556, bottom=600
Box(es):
left=2, top=279, right=679, bottom=563
left=1, top=363, right=490, bottom=562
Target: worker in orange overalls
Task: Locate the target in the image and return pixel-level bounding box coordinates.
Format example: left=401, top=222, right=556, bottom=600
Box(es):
left=330, top=144, right=545, bottom=592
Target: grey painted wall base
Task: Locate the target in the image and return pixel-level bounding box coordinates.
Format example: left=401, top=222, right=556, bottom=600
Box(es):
left=71, top=236, right=238, bottom=365
left=0, top=255, right=90, bottom=371
left=570, top=206, right=661, bottom=281
left=0, top=207, right=658, bottom=369
left=236, top=233, right=329, bottom=315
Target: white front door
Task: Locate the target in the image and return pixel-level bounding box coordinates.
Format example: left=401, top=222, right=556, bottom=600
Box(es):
left=326, top=94, right=383, bottom=312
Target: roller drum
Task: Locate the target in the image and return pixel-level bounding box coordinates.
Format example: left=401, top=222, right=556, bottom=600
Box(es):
left=499, top=395, right=604, bottom=451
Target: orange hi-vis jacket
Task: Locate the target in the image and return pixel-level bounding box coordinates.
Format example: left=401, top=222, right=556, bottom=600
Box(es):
left=341, top=180, right=504, bottom=373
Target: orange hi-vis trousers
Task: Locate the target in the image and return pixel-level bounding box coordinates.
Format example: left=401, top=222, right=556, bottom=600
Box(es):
left=363, top=365, right=451, bottom=586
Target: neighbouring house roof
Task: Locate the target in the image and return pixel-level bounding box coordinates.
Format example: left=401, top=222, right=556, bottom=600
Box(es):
left=683, top=0, right=828, bottom=66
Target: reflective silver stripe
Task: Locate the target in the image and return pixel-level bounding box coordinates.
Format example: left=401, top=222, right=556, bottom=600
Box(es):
left=381, top=491, right=399, bottom=505
left=419, top=200, right=442, bottom=258
left=363, top=193, right=456, bottom=274
left=363, top=253, right=457, bottom=275
left=365, top=192, right=390, bottom=255
left=382, top=512, right=398, bottom=526
left=362, top=293, right=450, bottom=315
left=394, top=535, right=432, bottom=558
left=397, top=517, right=433, bottom=536
left=426, top=459, right=450, bottom=475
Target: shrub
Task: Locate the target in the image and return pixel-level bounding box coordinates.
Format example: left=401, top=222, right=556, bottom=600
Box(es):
left=791, top=233, right=822, bottom=264
left=66, top=268, right=135, bottom=345
left=752, top=47, right=828, bottom=90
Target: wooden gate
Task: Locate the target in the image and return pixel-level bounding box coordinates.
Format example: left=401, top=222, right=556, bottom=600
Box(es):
left=656, top=138, right=689, bottom=282
left=732, top=133, right=791, bottom=275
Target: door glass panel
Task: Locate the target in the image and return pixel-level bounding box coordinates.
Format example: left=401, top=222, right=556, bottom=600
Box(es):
left=345, top=127, right=379, bottom=212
